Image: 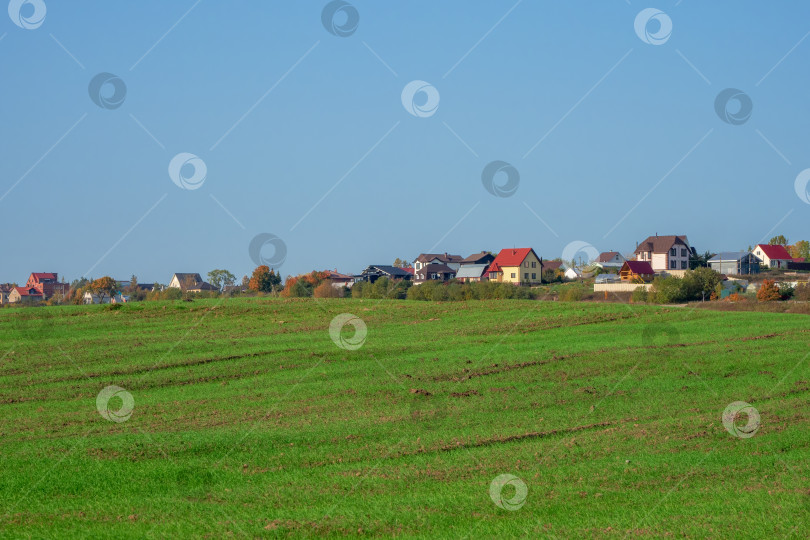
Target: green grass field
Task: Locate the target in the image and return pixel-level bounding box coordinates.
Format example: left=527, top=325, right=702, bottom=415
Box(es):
left=1, top=298, right=808, bottom=538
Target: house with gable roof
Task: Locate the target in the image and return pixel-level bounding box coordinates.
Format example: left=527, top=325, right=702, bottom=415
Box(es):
left=168, top=273, right=217, bottom=291
left=753, top=244, right=792, bottom=269
left=634, top=235, right=692, bottom=272
left=593, top=251, right=626, bottom=269
left=413, top=253, right=464, bottom=274
left=486, top=248, right=543, bottom=286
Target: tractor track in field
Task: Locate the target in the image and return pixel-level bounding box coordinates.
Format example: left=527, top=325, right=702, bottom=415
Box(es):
left=425, top=329, right=808, bottom=382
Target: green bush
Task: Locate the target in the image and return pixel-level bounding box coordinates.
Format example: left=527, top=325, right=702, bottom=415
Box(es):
left=163, top=287, right=183, bottom=301
left=631, top=287, right=649, bottom=303
left=559, top=286, right=584, bottom=302
left=405, top=280, right=536, bottom=301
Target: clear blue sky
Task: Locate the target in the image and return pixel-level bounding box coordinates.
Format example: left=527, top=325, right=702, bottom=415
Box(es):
left=2, top=1, right=809, bottom=284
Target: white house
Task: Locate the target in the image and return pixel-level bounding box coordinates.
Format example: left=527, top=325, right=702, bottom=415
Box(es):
left=593, top=251, right=626, bottom=269
left=634, top=235, right=692, bottom=272
left=413, top=253, right=464, bottom=273
left=753, top=244, right=792, bottom=269
left=564, top=267, right=582, bottom=280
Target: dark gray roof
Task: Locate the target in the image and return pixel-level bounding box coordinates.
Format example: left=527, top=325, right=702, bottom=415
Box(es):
left=363, top=265, right=411, bottom=277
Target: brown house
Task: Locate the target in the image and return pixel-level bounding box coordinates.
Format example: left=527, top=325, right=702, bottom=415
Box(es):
left=620, top=261, right=655, bottom=282
left=634, top=235, right=691, bottom=272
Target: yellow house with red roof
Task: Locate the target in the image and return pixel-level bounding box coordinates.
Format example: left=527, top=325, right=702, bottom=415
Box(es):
left=486, top=248, right=543, bottom=285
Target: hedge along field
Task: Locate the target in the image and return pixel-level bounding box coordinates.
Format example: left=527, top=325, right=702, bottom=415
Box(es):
left=0, top=298, right=808, bottom=537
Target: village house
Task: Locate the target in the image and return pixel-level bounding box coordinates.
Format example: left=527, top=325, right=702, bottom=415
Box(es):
left=414, top=263, right=456, bottom=284
left=84, top=291, right=129, bottom=304
left=634, top=235, right=692, bottom=272
left=486, top=248, right=543, bottom=286
left=753, top=244, right=792, bottom=269
left=25, top=272, right=69, bottom=299
left=455, top=264, right=489, bottom=282
left=593, top=251, right=626, bottom=269
left=8, top=286, right=45, bottom=303
left=413, top=253, right=464, bottom=274
left=0, top=284, right=12, bottom=304
left=459, top=252, right=495, bottom=267
left=619, top=261, right=655, bottom=282
left=709, top=252, right=760, bottom=275
left=323, top=270, right=355, bottom=288
left=168, top=273, right=217, bottom=291
left=355, top=265, right=412, bottom=284
left=453, top=252, right=496, bottom=282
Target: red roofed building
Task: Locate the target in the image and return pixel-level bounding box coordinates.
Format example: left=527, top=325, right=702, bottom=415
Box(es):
left=620, top=261, right=655, bottom=282
left=486, top=248, right=542, bottom=285
left=753, top=244, right=792, bottom=269
left=8, top=286, right=45, bottom=303
left=25, top=272, right=69, bottom=299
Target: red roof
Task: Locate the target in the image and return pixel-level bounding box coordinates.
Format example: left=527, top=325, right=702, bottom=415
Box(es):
left=490, top=248, right=537, bottom=267
left=622, top=261, right=655, bottom=274
left=401, top=267, right=414, bottom=275
left=29, top=272, right=58, bottom=282
left=14, top=286, right=44, bottom=297
left=756, top=244, right=792, bottom=260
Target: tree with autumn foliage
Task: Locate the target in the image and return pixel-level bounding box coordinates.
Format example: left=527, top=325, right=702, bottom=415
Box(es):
left=788, top=240, right=810, bottom=261
left=314, top=280, right=343, bottom=298
left=757, top=279, right=781, bottom=302
left=248, top=265, right=281, bottom=293
left=280, top=271, right=330, bottom=298
left=90, top=276, right=118, bottom=303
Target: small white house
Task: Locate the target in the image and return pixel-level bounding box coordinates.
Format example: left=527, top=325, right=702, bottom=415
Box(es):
left=593, top=251, right=626, bottom=269
left=564, top=267, right=582, bottom=280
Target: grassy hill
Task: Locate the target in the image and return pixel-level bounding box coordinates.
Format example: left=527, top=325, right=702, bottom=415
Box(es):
left=0, top=298, right=807, bottom=537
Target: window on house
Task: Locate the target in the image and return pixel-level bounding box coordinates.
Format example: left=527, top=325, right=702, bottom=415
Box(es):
left=681, top=261, right=687, bottom=269
left=670, top=260, right=677, bottom=269
left=524, top=262, right=528, bottom=268
left=531, top=273, right=536, bottom=279
left=511, top=273, right=516, bottom=278
left=531, top=261, right=536, bottom=268
left=670, top=248, right=676, bottom=256
left=681, top=248, right=687, bottom=257
left=524, top=273, right=529, bottom=279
